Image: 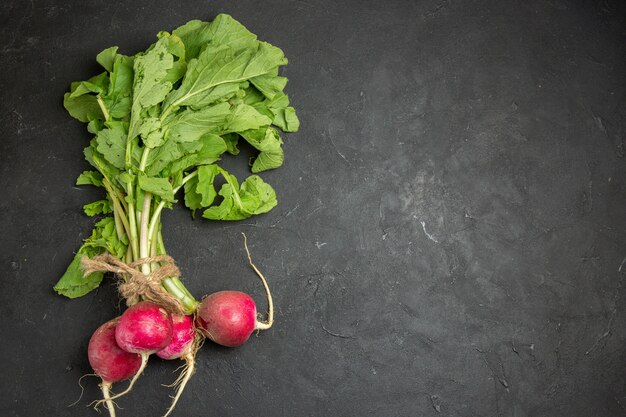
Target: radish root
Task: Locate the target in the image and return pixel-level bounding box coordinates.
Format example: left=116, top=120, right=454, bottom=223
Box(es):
left=100, top=382, right=117, bottom=417
left=162, top=352, right=195, bottom=417
left=161, top=334, right=203, bottom=417
left=241, top=233, right=274, bottom=330
left=68, top=373, right=97, bottom=407
left=95, top=353, right=149, bottom=406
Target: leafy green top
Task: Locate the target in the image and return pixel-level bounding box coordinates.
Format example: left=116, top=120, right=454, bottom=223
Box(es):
left=55, top=14, right=299, bottom=300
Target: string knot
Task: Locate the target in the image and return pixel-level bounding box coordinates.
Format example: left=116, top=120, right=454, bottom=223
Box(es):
left=81, top=254, right=186, bottom=315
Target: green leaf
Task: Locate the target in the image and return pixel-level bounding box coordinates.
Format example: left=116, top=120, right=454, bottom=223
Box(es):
left=82, top=217, right=127, bottom=258
left=202, top=168, right=277, bottom=220
left=261, top=93, right=300, bottom=132
left=83, top=200, right=112, bottom=216
left=166, top=102, right=271, bottom=146
left=196, top=164, right=219, bottom=206
left=167, top=102, right=232, bottom=143
left=172, top=14, right=257, bottom=60
left=63, top=92, right=102, bottom=123
left=53, top=252, right=104, bottom=299
left=54, top=216, right=128, bottom=298
left=76, top=170, right=103, bottom=187
left=242, top=85, right=267, bottom=106
left=171, top=20, right=212, bottom=60
left=272, top=106, right=300, bottom=132
left=226, top=103, right=272, bottom=133
left=163, top=41, right=286, bottom=112
left=240, top=127, right=284, bottom=172
left=205, top=13, right=258, bottom=52
left=162, top=134, right=227, bottom=177
left=202, top=173, right=244, bottom=220
left=138, top=117, right=163, bottom=148
left=157, top=31, right=186, bottom=60
left=185, top=82, right=241, bottom=110
left=95, top=122, right=127, bottom=169
left=144, top=137, right=204, bottom=176
left=128, top=39, right=175, bottom=139
left=102, top=54, right=134, bottom=120
left=250, top=72, right=288, bottom=100
left=96, top=46, right=118, bottom=72
left=183, top=175, right=203, bottom=212
left=239, top=175, right=278, bottom=214
left=138, top=174, right=175, bottom=202
left=196, top=134, right=228, bottom=163
left=84, top=141, right=122, bottom=185
left=222, top=133, right=240, bottom=155
left=69, top=73, right=109, bottom=99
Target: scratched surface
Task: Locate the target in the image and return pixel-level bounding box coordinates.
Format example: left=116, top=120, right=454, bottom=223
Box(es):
left=1, top=0, right=626, bottom=416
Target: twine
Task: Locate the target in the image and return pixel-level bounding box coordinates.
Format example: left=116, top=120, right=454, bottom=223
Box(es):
left=81, top=254, right=185, bottom=315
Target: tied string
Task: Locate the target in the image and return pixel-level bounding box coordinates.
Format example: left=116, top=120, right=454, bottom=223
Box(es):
left=81, top=254, right=186, bottom=316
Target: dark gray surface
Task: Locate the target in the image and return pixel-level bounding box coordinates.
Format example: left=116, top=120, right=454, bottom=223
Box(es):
left=2, top=0, right=626, bottom=416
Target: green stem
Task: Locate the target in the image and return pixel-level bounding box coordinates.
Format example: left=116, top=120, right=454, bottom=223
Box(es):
left=103, top=179, right=132, bottom=244
left=96, top=95, right=110, bottom=122
left=151, top=200, right=198, bottom=314
left=125, top=179, right=140, bottom=261
left=139, top=192, right=152, bottom=275
left=157, top=231, right=166, bottom=255
left=111, top=204, right=126, bottom=242
left=139, top=147, right=150, bottom=172
left=147, top=170, right=198, bottom=242
left=125, top=245, right=133, bottom=265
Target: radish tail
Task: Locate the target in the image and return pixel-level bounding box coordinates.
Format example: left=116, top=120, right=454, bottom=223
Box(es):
left=162, top=353, right=196, bottom=417
left=99, top=353, right=149, bottom=404
left=241, top=233, right=274, bottom=330
left=101, top=382, right=117, bottom=417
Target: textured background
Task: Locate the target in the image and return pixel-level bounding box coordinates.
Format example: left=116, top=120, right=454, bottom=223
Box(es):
left=2, top=0, right=626, bottom=416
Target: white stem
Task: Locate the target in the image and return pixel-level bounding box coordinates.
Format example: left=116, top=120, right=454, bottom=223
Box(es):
left=139, top=193, right=152, bottom=275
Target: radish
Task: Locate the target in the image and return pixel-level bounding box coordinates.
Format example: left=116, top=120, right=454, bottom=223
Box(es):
left=196, top=234, right=274, bottom=347
left=88, top=318, right=142, bottom=417
left=156, top=314, right=199, bottom=417
left=156, top=314, right=195, bottom=360
left=105, top=301, right=173, bottom=402
left=115, top=301, right=173, bottom=353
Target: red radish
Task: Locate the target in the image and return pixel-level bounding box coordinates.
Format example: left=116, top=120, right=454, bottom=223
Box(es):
left=196, top=291, right=257, bottom=347
left=196, top=233, right=274, bottom=347
left=156, top=314, right=198, bottom=417
left=88, top=318, right=141, bottom=417
left=103, top=301, right=173, bottom=403
left=116, top=301, right=173, bottom=353
left=156, top=314, right=195, bottom=360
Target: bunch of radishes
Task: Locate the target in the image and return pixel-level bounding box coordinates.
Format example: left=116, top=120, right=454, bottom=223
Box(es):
left=87, top=238, right=273, bottom=417
left=54, top=14, right=298, bottom=416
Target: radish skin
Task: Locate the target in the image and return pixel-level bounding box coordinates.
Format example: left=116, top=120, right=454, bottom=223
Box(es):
left=87, top=319, right=141, bottom=417
left=102, top=301, right=173, bottom=402
left=156, top=315, right=194, bottom=360
left=115, top=301, right=173, bottom=354
left=156, top=314, right=198, bottom=417
left=196, top=291, right=257, bottom=347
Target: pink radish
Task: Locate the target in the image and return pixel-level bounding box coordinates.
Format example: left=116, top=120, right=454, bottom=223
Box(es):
left=104, top=301, right=173, bottom=403
left=88, top=318, right=141, bottom=417
left=196, top=291, right=258, bottom=347
left=156, top=314, right=195, bottom=360
left=116, top=301, right=173, bottom=353
left=156, top=314, right=198, bottom=417
left=196, top=233, right=274, bottom=347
